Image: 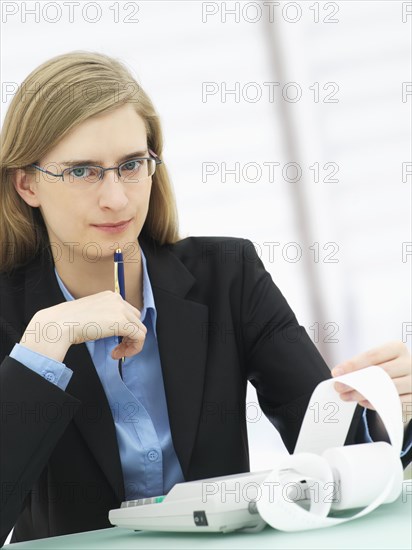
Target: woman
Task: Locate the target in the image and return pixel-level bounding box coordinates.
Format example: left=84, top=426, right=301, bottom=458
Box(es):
left=0, top=51, right=411, bottom=546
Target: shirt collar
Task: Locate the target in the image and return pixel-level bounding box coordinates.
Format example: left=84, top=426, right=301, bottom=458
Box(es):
left=53, top=246, right=158, bottom=340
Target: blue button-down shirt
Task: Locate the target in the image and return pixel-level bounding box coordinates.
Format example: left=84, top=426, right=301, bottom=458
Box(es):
left=10, top=248, right=185, bottom=501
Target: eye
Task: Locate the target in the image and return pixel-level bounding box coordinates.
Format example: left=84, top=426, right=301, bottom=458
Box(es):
left=121, top=159, right=144, bottom=172
left=67, top=166, right=95, bottom=179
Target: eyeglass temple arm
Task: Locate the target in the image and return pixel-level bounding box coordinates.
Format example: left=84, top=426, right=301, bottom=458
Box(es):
left=148, top=148, right=162, bottom=165
left=28, top=164, right=64, bottom=179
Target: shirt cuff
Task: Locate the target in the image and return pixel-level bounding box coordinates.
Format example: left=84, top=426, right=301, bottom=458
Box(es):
left=9, top=343, right=73, bottom=391
left=362, top=407, right=412, bottom=458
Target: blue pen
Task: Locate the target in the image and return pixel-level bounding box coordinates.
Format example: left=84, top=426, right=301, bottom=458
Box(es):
left=114, top=249, right=126, bottom=378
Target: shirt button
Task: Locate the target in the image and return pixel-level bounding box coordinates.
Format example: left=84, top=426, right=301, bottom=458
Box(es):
left=42, top=371, right=56, bottom=383
left=147, top=450, right=159, bottom=462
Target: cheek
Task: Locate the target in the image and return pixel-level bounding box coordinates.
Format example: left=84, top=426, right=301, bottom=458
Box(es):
left=41, top=197, right=84, bottom=233
left=135, top=181, right=152, bottom=206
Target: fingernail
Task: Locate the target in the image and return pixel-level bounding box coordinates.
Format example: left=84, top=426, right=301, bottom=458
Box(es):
left=332, top=367, right=344, bottom=376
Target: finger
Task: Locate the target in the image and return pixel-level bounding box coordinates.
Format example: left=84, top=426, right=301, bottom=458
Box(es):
left=365, top=357, right=411, bottom=379
left=125, top=301, right=142, bottom=319
left=334, top=381, right=352, bottom=393
left=130, top=321, right=147, bottom=336
left=338, top=390, right=376, bottom=410
left=120, top=314, right=147, bottom=339
left=111, top=322, right=147, bottom=359
left=130, top=306, right=142, bottom=319
left=339, top=390, right=366, bottom=402
left=112, top=337, right=144, bottom=358
left=391, top=376, right=412, bottom=396
left=335, top=374, right=411, bottom=396
left=331, top=341, right=408, bottom=376
left=122, top=327, right=146, bottom=350
left=122, top=339, right=144, bottom=355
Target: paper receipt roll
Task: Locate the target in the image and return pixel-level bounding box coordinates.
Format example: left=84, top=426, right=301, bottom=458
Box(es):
left=256, top=366, right=404, bottom=531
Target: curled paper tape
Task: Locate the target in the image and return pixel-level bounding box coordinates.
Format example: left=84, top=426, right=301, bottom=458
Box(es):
left=256, top=366, right=404, bottom=531
left=294, top=365, right=403, bottom=455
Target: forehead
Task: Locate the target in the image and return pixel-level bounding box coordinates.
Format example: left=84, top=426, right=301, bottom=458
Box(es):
left=43, top=104, right=147, bottom=163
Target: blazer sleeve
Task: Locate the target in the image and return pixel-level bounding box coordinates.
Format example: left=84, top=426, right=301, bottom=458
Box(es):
left=239, top=239, right=412, bottom=468
left=0, top=329, right=81, bottom=547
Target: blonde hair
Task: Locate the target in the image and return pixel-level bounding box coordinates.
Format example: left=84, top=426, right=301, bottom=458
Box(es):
left=0, top=50, right=180, bottom=274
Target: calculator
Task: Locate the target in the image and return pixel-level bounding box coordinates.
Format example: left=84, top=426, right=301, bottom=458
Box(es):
left=108, top=470, right=271, bottom=533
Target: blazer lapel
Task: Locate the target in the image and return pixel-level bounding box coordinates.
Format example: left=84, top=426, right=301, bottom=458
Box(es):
left=139, top=237, right=209, bottom=479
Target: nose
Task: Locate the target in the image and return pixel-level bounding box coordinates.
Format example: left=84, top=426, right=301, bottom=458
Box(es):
left=97, top=168, right=128, bottom=209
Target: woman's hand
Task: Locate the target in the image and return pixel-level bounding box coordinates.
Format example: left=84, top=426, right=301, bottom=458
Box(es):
left=331, top=341, right=412, bottom=425
left=21, top=291, right=147, bottom=362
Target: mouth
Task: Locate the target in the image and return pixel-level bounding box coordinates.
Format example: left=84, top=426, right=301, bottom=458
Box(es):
left=92, top=218, right=133, bottom=228
left=91, top=218, right=133, bottom=233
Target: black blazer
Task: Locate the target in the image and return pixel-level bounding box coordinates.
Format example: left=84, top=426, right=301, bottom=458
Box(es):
left=1, top=235, right=410, bottom=546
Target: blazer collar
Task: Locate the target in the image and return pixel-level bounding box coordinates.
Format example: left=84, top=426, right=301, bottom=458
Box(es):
left=23, top=235, right=208, bottom=502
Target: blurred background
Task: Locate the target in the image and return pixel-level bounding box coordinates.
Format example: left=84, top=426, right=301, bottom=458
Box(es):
left=1, top=1, right=411, bottom=521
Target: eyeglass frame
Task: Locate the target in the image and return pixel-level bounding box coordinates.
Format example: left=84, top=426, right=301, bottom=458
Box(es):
left=25, top=148, right=162, bottom=183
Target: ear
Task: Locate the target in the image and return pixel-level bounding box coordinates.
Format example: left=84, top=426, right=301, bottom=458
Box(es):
left=13, top=168, right=41, bottom=207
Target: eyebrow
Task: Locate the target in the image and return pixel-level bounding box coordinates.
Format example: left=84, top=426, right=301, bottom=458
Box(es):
left=60, top=149, right=149, bottom=167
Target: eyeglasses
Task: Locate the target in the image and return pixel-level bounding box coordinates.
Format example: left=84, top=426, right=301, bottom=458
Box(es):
left=26, top=148, right=162, bottom=188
